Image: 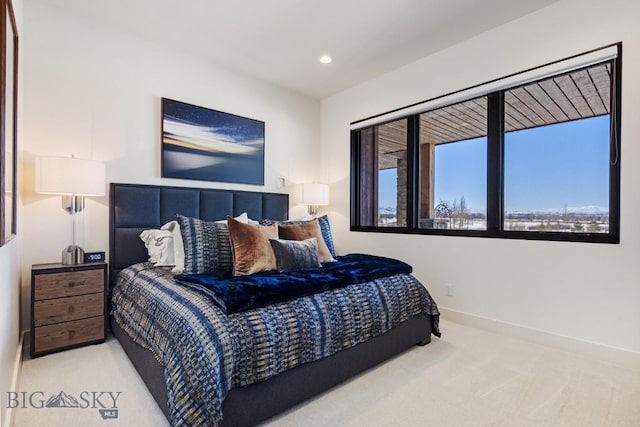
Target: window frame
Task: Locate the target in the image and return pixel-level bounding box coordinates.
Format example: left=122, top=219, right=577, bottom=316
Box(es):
left=350, top=43, right=622, bottom=244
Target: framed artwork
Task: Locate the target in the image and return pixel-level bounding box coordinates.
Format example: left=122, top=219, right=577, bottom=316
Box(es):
left=161, top=98, right=265, bottom=185
left=0, top=0, right=18, bottom=246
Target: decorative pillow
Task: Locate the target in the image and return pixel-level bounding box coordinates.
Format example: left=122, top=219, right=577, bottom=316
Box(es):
left=260, top=214, right=336, bottom=258
left=269, top=238, right=322, bottom=272
left=175, top=214, right=234, bottom=274
left=227, top=216, right=278, bottom=276
left=316, top=215, right=336, bottom=257
left=139, top=229, right=174, bottom=266
left=215, top=212, right=249, bottom=224
left=277, top=219, right=335, bottom=263
left=160, top=220, right=185, bottom=274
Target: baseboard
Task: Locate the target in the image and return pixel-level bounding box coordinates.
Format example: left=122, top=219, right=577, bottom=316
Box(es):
left=440, top=307, right=640, bottom=372
left=3, top=331, right=25, bottom=427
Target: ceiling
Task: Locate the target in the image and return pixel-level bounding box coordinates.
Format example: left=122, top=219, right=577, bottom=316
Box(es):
left=36, top=0, right=559, bottom=99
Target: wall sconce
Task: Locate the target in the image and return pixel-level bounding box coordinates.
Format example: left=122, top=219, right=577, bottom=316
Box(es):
left=300, top=183, right=329, bottom=216
left=35, top=156, right=106, bottom=264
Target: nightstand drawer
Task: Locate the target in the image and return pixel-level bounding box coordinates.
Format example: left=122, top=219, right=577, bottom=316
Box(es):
left=33, top=269, right=103, bottom=300
left=34, top=316, right=104, bottom=354
left=34, top=293, right=104, bottom=327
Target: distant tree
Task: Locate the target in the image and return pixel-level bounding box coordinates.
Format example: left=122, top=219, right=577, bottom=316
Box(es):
left=450, top=199, right=458, bottom=223
left=434, top=200, right=453, bottom=229
left=572, top=221, right=584, bottom=232
left=587, top=222, right=601, bottom=233
left=434, top=200, right=452, bottom=219
left=449, top=196, right=470, bottom=229
left=435, top=196, right=473, bottom=229
left=458, top=196, right=469, bottom=229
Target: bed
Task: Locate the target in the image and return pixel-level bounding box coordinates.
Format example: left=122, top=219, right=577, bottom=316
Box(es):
left=109, top=182, right=440, bottom=426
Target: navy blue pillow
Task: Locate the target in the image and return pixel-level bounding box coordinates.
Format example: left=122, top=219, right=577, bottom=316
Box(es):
left=316, top=215, right=336, bottom=257
left=175, top=214, right=233, bottom=274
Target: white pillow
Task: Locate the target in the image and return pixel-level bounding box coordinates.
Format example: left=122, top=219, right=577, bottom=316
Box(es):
left=139, top=213, right=251, bottom=274
left=215, top=212, right=249, bottom=224
left=139, top=229, right=175, bottom=267
left=160, top=220, right=185, bottom=274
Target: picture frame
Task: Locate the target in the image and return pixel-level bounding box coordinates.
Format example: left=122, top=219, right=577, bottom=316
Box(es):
left=161, top=98, right=265, bottom=185
left=0, top=0, right=18, bottom=247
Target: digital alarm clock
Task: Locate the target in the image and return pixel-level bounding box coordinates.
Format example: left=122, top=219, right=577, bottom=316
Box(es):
left=83, top=251, right=106, bottom=263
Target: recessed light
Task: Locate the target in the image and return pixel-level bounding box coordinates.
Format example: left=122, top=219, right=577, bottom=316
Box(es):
left=319, top=55, right=332, bottom=64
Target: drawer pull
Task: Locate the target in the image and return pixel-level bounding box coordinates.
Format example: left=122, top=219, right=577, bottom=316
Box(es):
left=68, top=330, right=76, bottom=338
left=67, top=281, right=85, bottom=288
left=68, top=305, right=75, bottom=313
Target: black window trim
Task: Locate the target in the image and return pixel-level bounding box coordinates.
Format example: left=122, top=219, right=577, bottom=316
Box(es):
left=350, top=42, right=622, bottom=244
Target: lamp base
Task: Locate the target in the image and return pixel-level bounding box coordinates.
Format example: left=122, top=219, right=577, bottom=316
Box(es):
left=62, top=245, right=85, bottom=265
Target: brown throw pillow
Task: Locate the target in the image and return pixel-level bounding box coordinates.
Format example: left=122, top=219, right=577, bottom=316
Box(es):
left=227, top=216, right=279, bottom=276
left=278, top=219, right=335, bottom=263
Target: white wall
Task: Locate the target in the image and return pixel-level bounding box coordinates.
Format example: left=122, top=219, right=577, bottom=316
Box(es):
left=0, top=0, right=23, bottom=423
left=321, top=0, right=640, bottom=353
left=0, top=243, right=20, bottom=426
left=0, top=245, right=21, bottom=426
left=21, top=2, right=320, bottom=328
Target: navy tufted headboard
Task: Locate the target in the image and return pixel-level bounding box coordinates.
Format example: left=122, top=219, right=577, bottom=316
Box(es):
left=109, top=182, right=289, bottom=288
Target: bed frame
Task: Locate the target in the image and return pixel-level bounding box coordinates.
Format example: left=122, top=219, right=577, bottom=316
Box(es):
left=109, top=182, right=432, bottom=426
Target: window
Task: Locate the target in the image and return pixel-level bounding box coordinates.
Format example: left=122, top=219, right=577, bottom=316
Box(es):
left=355, top=118, right=408, bottom=227
left=350, top=44, right=621, bottom=243
left=419, top=97, right=487, bottom=230
left=503, top=64, right=612, bottom=235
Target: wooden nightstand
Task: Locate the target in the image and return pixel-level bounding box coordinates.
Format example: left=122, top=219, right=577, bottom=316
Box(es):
left=30, top=262, right=107, bottom=358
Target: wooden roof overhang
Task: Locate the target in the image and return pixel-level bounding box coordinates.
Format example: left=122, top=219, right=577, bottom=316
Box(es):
left=377, top=62, right=611, bottom=170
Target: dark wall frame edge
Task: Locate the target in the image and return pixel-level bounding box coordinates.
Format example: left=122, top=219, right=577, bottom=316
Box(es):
left=0, top=0, right=18, bottom=247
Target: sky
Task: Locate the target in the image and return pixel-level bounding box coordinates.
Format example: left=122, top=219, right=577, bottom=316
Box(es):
left=379, top=115, right=610, bottom=213
left=163, top=98, right=264, bottom=144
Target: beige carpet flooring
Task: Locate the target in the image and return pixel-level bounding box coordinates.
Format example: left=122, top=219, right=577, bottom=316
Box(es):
left=12, top=319, right=640, bottom=426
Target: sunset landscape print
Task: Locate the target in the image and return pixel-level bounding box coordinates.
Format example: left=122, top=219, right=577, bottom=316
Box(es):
left=161, top=98, right=265, bottom=185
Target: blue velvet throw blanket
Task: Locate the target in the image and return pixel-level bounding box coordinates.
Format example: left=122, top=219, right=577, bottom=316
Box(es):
left=176, top=254, right=412, bottom=314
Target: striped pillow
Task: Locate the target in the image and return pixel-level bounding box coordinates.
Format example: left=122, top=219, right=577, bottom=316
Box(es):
left=175, top=214, right=233, bottom=274
left=316, top=215, right=336, bottom=257
left=269, top=238, right=322, bottom=272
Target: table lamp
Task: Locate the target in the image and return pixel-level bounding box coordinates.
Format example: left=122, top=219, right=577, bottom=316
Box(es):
left=300, top=183, right=329, bottom=216
left=35, top=156, right=106, bottom=264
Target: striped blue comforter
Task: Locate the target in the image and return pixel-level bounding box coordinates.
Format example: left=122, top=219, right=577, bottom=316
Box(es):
left=111, top=262, right=439, bottom=426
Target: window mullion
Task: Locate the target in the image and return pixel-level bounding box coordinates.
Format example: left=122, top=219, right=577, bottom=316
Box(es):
left=350, top=130, right=360, bottom=227
left=406, top=115, right=419, bottom=230
left=486, top=92, right=504, bottom=234
left=608, top=52, right=622, bottom=242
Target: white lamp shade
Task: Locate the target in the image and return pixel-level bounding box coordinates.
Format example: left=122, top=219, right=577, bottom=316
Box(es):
left=301, top=183, right=329, bottom=206
left=36, top=156, right=106, bottom=196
